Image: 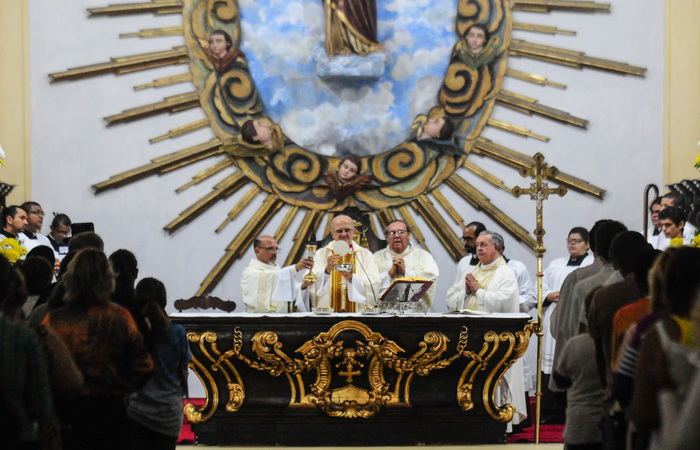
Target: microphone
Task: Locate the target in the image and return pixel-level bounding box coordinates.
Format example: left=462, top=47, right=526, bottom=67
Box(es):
left=353, top=248, right=379, bottom=308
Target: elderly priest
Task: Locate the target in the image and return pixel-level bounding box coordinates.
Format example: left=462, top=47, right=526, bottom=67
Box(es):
left=445, top=230, right=528, bottom=429
left=241, top=235, right=315, bottom=313
left=310, top=215, right=381, bottom=312
left=374, top=220, right=439, bottom=307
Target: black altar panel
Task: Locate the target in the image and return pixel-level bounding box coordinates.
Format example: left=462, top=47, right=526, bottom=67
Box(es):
left=172, top=313, right=532, bottom=446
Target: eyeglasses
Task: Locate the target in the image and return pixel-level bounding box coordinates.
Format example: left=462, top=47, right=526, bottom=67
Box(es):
left=29, top=210, right=45, bottom=216
left=333, top=228, right=353, bottom=235
left=387, top=230, right=407, bottom=236
left=566, top=238, right=585, bottom=244
left=258, top=246, right=280, bottom=253
left=461, top=236, right=476, bottom=243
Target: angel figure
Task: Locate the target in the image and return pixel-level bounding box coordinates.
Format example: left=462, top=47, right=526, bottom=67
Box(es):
left=323, top=156, right=373, bottom=201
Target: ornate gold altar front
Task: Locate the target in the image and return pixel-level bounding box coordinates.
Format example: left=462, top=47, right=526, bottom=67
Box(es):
left=173, top=313, right=531, bottom=446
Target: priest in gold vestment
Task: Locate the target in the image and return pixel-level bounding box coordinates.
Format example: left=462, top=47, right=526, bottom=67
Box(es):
left=310, top=215, right=381, bottom=312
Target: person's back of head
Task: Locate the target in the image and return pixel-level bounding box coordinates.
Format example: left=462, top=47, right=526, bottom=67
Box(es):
left=664, top=247, right=700, bottom=318
left=68, top=231, right=104, bottom=252
left=610, top=231, right=650, bottom=275
left=18, top=257, right=53, bottom=297
left=63, top=248, right=113, bottom=307
left=632, top=249, right=661, bottom=298
left=135, top=277, right=170, bottom=342
left=588, top=219, right=609, bottom=254
left=109, top=249, right=138, bottom=284
left=594, top=220, right=627, bottom=262
left=26, top=245, right=55, bottom=268
left=0, top=258, right=27, bottom=317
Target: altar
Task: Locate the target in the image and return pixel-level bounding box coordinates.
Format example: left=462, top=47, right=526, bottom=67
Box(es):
left=172, top=312, right=532, bottom=446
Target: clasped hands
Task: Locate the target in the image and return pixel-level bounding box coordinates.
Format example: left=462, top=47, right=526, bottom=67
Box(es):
left=388, top=256, right=405, bottom=278
left=325, top=254, right=353, bottom=281
left=464, top=273, right=481, bottom=295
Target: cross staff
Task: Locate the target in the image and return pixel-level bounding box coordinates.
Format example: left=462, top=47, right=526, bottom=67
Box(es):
left=512, top=152, right=566, bottom=444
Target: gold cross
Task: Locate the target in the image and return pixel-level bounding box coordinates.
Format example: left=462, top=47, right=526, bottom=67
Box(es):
left=338, top=363, right=362, bottom=383
left=512, top=152, right=567, bottom=251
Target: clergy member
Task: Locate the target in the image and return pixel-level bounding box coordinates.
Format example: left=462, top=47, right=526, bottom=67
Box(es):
left=445, top=230, right=527, bottom=428
left=374, top=220, right=439, bottom=306
left=241, top=235, right=314, bottom=313
left=310, top=215, right=381, bottom=312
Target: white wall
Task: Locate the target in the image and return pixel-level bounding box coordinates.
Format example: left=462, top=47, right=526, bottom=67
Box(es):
left=29, top=0, right=664, bottom=313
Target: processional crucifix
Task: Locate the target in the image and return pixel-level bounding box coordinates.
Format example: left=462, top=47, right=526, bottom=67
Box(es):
left=512, top=152, right=567, bottom=444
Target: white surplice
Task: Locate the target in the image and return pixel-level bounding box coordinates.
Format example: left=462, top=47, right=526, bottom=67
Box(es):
left=374, top=244, right=439, bottom=306
left=240, top=258, right=306, bottom=313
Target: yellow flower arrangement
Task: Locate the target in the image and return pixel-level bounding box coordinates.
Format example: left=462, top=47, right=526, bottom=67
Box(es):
left=691, top=234, right=700, bottom=248
left=670, top=237, right=685, bottom=248
left=695, top=154, right=700, bottom=170
left=0, top=237, right=27, bottom=264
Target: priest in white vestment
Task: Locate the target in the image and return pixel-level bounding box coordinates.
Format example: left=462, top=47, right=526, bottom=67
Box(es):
left=241, top=235, right=315, bottom=313
left=310, top=215, right=381, bottom=312
left=374, top=220, right=439, bottom=306
left=445, top=231, right=528, bottom=427
left=540, top=227, right=594, bottom=374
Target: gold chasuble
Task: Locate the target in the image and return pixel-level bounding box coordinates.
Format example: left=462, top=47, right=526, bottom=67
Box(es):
left=329, top=251, right=357, bottom=312
left=311, top=241, right=382, bottom=312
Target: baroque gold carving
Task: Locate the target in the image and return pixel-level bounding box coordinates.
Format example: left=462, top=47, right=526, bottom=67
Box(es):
left=185, top=320, right=532, bottom=422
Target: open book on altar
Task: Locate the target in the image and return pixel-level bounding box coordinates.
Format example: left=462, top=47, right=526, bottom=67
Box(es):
left=379, top=277, right=433, bottom=303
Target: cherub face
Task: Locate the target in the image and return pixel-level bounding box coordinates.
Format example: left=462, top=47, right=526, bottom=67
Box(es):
left=421, top=116, right=445, bottom=139
left=338, top=160, right=359, bottom=183
left=252, top=120, right=272, bottom=144
left=209, top=34, right=228, bottom=58
left=466, top=27, right=487, bottom=54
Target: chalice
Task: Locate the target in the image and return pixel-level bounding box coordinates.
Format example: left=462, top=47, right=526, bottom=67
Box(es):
left=303, top=245, right=317, bottom=283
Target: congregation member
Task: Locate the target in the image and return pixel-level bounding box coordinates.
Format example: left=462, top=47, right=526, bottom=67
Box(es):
left=1, top=204, right=28, bottom=240
left=17, top=201, right=52, bottom=254
left=646, top=197, right=662, bottom=248
left=43, top=248, right=153, bottom=450
left=310, top=215, right=381, bottom=311
left=374, top=220, right=439, bottom=307
left=47, top=213, right=72, bottom=261
left=657, top=206, right=688, bottom=249
left=445, top=230, right=528, bottom=428
left=631, top=247, right=700, bottom=448
left=655, top=191, right=697, bottom=249
left=549, top=220, right=626, bottom=393
left=536, top=227, right=594, bottom=423
left=127, top=278, right=191, bottom=450
left=241, top=235, right=315, bottom=313
left=0, top=256, right=55, bottom=449
left=587, top=232, right=649, bottom=389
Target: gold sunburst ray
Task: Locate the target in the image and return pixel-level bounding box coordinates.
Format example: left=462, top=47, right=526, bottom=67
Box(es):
left=88, top=1, right=184, bottom=17
left=429, top=190, right=465, bottom=229
left=512, top=22, right=576, bottom=35
left=472, top=138, right=605, bottom=198
left=283, top=210, right=325, bottom=268
left=374, top=209, right=399, bottom=232
left=49, top=47, right=187, bottom=82
left=486, top=119, right=550, bottom=141
left=463, top=160, right=514, bottom=194
left=445, top=175, right=538, bottom=250
left=176, top=158, right=234, bottom=193
left=505, top=68, right=566, bottom=89
left=410, top=196, right=466, bottom=261
left=164, top=172, right=247, bottom=234
left=274, top=206, right=300, bottom=243
left=120, top=26, right=184, bottom=38
left=495, top=91, right=589, bottom=127
left=150, top=118, right=210, bottom=143
left=104, top=91, right=200, bottom=126
left=134, top=72, right=193, bottom=90
left=510, top=40, right=647, bottom=76
left=215, top=185, right=263, bottom=233
left=92, top=138, right=222, bottom=193
left=511, top=0, right=610, bottom=13
left=198, top=195, right=285, bottom=296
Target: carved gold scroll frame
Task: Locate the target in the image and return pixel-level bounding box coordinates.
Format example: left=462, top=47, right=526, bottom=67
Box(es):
left=185, top=319, right=533, bottom=423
